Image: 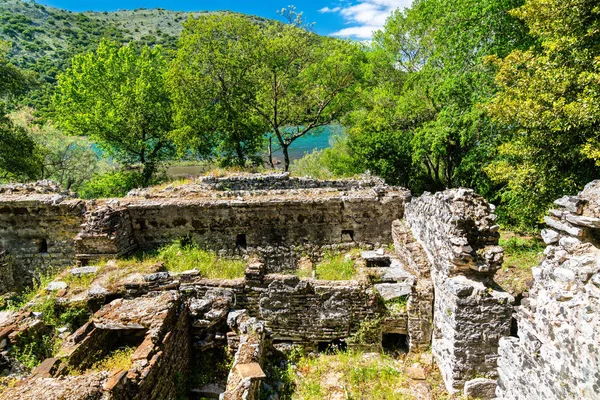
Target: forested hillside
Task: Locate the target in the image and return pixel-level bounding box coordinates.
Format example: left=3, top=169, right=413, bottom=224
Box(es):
left=0, top=0, right=261, bottom=110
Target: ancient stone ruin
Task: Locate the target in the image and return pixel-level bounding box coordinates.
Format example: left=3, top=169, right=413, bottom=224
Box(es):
left=0, top=173, right=597, bottom=399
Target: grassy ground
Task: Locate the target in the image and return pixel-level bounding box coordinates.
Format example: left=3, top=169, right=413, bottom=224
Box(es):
left=152, top=240, right=246, bottom=278
left=103, top=239, right=247, bottom=282
left=297, top=250, right=362, bottom=281
left=261, top=350, right=450, bottom=400
left=496, top=230, right=546, bottom=296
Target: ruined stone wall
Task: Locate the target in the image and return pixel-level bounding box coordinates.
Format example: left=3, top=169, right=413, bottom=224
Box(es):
left=0, top=180, right=409, bottom=293
left=182, top=274, right=386, bottom=346
left=0, top=183, right=86, bottom=291
left=125, top=188, right=407, bottom=272
left=403, top=189, right=513, bottom=395
left=497, top=181, right=600, bottom=400
left=194, top=172, right=385, bottom=191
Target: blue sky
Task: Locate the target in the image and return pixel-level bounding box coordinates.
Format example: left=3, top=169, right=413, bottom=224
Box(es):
left=36, top=0, right=413, bottom=39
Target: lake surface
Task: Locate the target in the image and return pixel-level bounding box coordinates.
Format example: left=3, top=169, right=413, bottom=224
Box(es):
left=167, top=125, right=343, bottom=178
left=270, top=125, right=342, bottom=162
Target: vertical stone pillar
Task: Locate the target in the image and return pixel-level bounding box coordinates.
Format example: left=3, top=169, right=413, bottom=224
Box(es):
left=404, top=189, right=513, bottom=394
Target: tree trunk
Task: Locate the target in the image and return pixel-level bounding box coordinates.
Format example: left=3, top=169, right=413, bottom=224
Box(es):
left=235, top=142, right=245, bottom=167
left=268, top=137, right=275, bottom=169
left=141, top=162, right=155, bottom=188
left=282, top=144, right=291, bottom=172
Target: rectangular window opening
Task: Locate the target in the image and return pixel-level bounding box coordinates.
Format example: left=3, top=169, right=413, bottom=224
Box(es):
left=236, top=234, right=247, bottom=249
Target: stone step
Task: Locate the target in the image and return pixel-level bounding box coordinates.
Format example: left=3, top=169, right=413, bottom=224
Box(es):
left=361, top=250, right=391, bottom=267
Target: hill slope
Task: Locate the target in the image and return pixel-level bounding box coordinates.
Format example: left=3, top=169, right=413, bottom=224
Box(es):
left=0, top=0, right=267, bottom=111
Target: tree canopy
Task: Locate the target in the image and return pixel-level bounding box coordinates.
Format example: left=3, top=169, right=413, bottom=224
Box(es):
left=54, top=40, right=175, bottom=186
left=485, top=0, right=600, bottom=226
left=169, top=14, right=267, bottom=167
left=0, top=40, right=41, bottom=181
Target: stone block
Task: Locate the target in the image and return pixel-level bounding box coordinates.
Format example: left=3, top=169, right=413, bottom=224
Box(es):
left=464, top=378, right=497, bottom=400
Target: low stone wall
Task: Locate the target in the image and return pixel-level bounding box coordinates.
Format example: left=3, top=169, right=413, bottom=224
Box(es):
left=125, top=187, right=408, bottom=272
left=1, top=292, right=190, bottom=400
left=196, top=172, right=386, bottom=191
left=496, top=181, right=600, bottom=400
left=402, top=189, right=513, bottom=395
left=182, top=273, right=388, bottom=346
left=0, top=191, right=86, bottom=292
left=223, top=311, right=266, bottom=400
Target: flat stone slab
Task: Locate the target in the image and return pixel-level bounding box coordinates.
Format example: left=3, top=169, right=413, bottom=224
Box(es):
left=361, top=250, right=391, bottom=267
left=45, top=281, right=68, bottom=292
left=93, top=292, right=177, bottom=330
left=69, top=266, right=100, bottom=277
left=375, top=283, right=412, bottom=301
left=406, top=366, right=426, bottom=380
left=235, top=362, right=266, bottom=380
left=371, top=259, right=415, bottom=283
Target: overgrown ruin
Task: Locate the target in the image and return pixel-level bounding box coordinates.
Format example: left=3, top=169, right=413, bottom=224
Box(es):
left=0, top=173, right=598, bottom=399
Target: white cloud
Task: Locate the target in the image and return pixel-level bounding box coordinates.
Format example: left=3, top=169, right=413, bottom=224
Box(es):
left=319, top=6, right=341, bottom=13
left=323, top=0, right=413, bottom=39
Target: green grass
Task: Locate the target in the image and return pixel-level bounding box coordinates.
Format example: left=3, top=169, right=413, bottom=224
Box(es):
left=11, top=332, right=62, bottom=370
left=500, top=232, right=545, bottom=270
left=63, top=272, right=98, bottom=290
left=88, top=347, right=135, bottom=372
left=313, top=251, right=357, bottom=280
left=290, top=350, right=409, bottom=400
left=496, top=231, right=545, bottom=295
left=2, top=268, right=59, bottom=311
left=154, top=240, right=247, bottom=279
left=116, top=239, right=247, bottom=279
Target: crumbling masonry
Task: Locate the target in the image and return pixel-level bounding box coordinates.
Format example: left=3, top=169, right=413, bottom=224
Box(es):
left=0, top=174, right=598, bottom=399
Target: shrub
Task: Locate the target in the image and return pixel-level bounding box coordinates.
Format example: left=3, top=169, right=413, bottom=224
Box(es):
left=79, top=170, right=144, bottom=199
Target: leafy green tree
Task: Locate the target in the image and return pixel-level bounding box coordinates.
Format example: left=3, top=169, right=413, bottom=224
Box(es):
left=10, top=108, right=100, bottom=191
left=347, top=0, right=530, bottom=193
left=486, top=0, right=600, bottom=227
left=169, top=14, right=267, bottom=167
left=54, top=40, right=175, bottom=186
left=254, top=23, right=364, bottom=171
left=0, top=40, right=41, bottom=181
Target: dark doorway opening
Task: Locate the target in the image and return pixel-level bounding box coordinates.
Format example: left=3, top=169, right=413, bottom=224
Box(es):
left=341, top=230, right=354, bottom=242
left=236, top=234, right=247, bottom=249
left=510, top=317, right=519, bottom=337
left=382, top=333, right=409, bottom=354
left=36, top=238, right=48, bottom=254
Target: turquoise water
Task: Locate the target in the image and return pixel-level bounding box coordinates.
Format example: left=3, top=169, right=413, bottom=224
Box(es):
left=269, top=125, right=343, bottom=162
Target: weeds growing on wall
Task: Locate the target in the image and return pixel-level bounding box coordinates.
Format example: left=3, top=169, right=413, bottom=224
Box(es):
left=347, top=318, right=382, bottom=346
left=153, top=239, right=247, bottom=279
left=385, top=296, right=408, bottom=315
left=11, top=332, right=62, bottom=370
left=4, top=268, right=58, bottom=310
left=313, top=251, right=357, bottom=281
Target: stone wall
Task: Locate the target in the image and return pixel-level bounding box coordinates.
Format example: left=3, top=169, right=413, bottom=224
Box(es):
left=181, top=273, right=388, bottom=346
left=0, top=179, right=410, bottom=293
left=496, top=181, right=600, bottom=400
left=0, top=184, right=86, bottom=292
left=123, top=187, right=408, bottom=272
left=402, top=189, right=513, bottom=395
left=195, top=172, right=386, bottom=192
